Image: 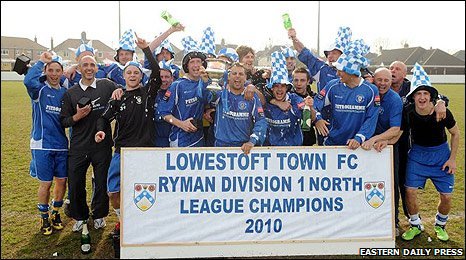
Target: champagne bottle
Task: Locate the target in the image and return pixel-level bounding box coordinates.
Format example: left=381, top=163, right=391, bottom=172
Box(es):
left=160, top=10, right=179, bottom=27
left=81, top=221, right=91, bottom=254
left=301, top=105, right=312, bottom=131
left=282, top=13, right=293, bottom=30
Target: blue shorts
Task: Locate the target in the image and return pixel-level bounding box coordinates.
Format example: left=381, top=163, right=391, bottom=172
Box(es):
left=107, top=153, right=121, bottom=193
left=405, top=143, right=454, bottom=194
left=30, top=150, right=68, bottom=182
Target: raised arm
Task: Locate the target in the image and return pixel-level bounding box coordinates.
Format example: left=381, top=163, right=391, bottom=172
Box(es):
left=148, top=24, right=185, bottom=52
left=288, top=28, right=305, bottom=53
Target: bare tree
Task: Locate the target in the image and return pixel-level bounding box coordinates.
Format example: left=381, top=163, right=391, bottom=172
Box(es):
left=373, top=37, right=391, bottom=54
left=400, top=39, right=409, bottom=48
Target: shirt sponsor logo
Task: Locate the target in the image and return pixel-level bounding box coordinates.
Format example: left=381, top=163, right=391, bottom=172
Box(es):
left=45, top=105, right=61, bottom=113
left=266, top=118, right=291, bottom=125
left=224, top=110, right=250, bottom=118
left=334, top=104, right=365, bottom=111
left=185, top=96, right=199, bottom=105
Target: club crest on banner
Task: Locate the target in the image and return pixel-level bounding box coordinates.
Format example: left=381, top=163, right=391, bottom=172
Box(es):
left=134, top=183, right=156, bottom=211
left=364, top=181, right=385, bottom=209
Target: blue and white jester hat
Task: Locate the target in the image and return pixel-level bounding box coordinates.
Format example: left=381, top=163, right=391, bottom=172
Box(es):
left=118, top=29, right=136, bottom=52
left=114, top=29, right=136, bottom=62
left=123, top=61, right=143, bottom=73
left=51, top=52, right=63, bottom=65
left=159, top=60, right=175, bottom=75
left=407, top=63, right=438, bottom=102
left=268, top=51, right=292, bottom=89
left=332, top=39, right=370, bottom=77
left=281, top=47, right=297, bottom=59
left=199, top=26, right=216, bottom=57
left=69, top=40, right=96, bottom=58
left=154, top=38, right=175, bottom=60
left=217, top=47, right=239, bottom=63
left=324, top=26, right=352, bottom=57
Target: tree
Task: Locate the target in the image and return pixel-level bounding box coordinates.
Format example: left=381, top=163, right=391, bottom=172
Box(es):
left=373, top=37, right=391, bottom=54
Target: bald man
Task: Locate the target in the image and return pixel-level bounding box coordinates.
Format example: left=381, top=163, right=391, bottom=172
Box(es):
left=60, top=55, right=119, bottom=231
left=361, top=67, right=403, bottom=235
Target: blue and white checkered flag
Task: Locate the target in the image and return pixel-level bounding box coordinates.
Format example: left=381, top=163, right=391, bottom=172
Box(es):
left=199, top=27, right=216, bottom=57
left=281, top=47, right=297, bottom=58
left=217, top=47, right=239, bottom=62
left=411, top=63, right=431, bottom=88
left=181, top=36, right=200, bottom=56
left=268, top=51, right=291, bottom=88
left=119, top=29, right=136, bottom=52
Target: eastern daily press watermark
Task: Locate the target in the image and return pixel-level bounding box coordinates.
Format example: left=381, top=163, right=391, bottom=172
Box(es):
left=360, top=248, right=464, bottom=256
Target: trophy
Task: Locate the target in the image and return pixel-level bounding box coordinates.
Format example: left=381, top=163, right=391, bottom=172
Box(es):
left=205, top=58, right=228, bottom=91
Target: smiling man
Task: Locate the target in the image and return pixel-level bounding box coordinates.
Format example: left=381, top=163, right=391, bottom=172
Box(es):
left=158, top=36, right=214, bottom=147
left=265, top=51, right=305, bottom=146
left=212, top=62, right=267, bottom=155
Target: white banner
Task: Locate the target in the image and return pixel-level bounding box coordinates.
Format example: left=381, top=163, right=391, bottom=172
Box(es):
left=121, top=146, right=394, bottom=258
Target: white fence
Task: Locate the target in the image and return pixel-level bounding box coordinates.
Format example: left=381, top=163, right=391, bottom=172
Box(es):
left=2, top=72, right=465, bottom=84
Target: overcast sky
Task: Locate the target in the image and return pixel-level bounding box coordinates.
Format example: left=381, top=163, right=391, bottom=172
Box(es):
left=2, top=1, right=465, bottom=56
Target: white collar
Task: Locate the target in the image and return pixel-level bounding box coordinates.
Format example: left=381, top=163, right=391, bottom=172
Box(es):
left=79, top=78, right=97, bottom=91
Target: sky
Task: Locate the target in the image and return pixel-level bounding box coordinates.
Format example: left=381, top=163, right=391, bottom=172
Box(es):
left=1, top=1, right=465, bottom=56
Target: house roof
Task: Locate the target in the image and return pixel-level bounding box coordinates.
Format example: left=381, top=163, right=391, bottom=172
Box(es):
left=370, top=46, right=464, bottom=66
left=53, top=39, right=114, bottom=53
left=418, top=48, right=464, bottom=66
left=453, top=50, right=465, bottom=62
left=1, top=36, right=47, bottom=50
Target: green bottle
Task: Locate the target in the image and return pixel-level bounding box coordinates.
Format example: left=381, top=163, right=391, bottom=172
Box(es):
left=301, top=105, right=311, bottom=131
left=282, top=13, right=292, bottom=30
left=81, top=221, right=91, bottom=254
left=161, top=10, right=179, bottom=27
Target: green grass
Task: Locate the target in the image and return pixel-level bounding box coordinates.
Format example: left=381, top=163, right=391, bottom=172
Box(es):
left=1, top=81, right=464, bottom=259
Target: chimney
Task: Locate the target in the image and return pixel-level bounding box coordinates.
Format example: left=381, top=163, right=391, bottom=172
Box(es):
left=81, top=31, right=87, bottom=42
left=34, top=35, right=37, bottom=43
left=379, top=46, right=382, bottom=54
left=51, top=37, right=54, bottom=50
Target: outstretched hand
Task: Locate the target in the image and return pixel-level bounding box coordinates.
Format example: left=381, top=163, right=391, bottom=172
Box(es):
left=134, top=32, right=148, bottom=50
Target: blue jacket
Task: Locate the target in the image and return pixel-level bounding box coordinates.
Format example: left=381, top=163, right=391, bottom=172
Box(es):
left=158, top=77, right=214, bottom=147
left=265, top=93, right=304, bottom=146
left=314, top=78, right=380, bottom=145
left=213, top=88, right=267, bottom=146
left=23, top=60, right=68, bottom=150
left=375, top=89, right=402, bottom=135
left=298, top=47, right=338, bottom=92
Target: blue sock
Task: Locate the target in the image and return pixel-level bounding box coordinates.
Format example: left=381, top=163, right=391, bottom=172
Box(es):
left=37, top=203, right=49, bottom=219
left=51, top=200, right=63, bottom=214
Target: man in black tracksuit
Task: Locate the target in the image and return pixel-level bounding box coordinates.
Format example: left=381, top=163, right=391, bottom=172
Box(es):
left=94, top=37, right=161, bottom=236
left=60, top=55, right=118, bottom=230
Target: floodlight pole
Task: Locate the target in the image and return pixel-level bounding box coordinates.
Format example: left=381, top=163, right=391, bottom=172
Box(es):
left=118, top=1, right=121, bottom=40
left=317, top=1, right=321, bottom=57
